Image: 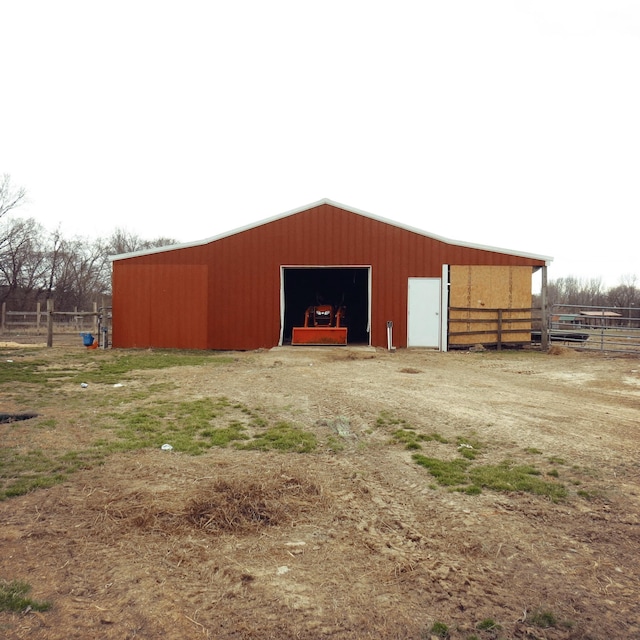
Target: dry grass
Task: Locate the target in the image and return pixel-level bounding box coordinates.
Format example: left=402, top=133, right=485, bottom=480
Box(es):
left=1, top=345, right=639, bottom=639
left=186, top=474, right=324, bottom=534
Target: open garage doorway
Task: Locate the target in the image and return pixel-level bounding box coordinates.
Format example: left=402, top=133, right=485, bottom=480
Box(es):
left=280, top=267, right=371, bottom=345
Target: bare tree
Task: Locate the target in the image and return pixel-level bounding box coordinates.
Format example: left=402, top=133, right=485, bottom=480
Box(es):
left=0, top=217, right=47, bottom=308
left=547, top=276, right=607, bottom=308
left=607, top=274, right=638, bottom=310
left=42, top=236, right=111, bottom=310
left=104, top=228, right=178, bottom=256
left=0, top=174, right=27, bottom=221
left=582, top=277, right=605, bottom=306
left=0, top=212, right=180, bottom=309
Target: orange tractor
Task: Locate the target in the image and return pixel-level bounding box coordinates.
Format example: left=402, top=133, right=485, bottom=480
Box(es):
left=291, top=304, right=348, bottom=345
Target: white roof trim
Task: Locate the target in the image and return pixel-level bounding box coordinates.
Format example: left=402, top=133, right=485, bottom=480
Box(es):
left=109, top=198, right=553, bottom=264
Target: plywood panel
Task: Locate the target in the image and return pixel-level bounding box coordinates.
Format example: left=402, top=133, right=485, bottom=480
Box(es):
left=449, top=266, right=532, bottom=346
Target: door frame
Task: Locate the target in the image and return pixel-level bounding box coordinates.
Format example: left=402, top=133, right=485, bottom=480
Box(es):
left=279, top=265, right=372, bottom=346
left=407, top=268, right=449, bottom=350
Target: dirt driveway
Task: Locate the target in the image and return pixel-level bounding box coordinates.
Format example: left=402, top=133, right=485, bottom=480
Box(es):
left=1, top=345, right=639, bottom=639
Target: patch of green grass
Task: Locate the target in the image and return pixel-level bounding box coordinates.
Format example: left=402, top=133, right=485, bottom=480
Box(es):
left=470, top=462, right=567, bottom=501
left=456, top=435, right=482, bottom=459
left=525, top=447, right=543, bottom=455
left=547, top=468, right=560, bottom=478
left=0, top=351, right=234, bottom=389
left=3, top=475, right=66, bottom=499
left=412, top=448, right=567, bottom=500
left=429, top=621, right=450, bottom=638
left=37, top=418, right=57, bottom=428
left=476, top=618, right=502, bottom=631
left=391, top=429, right=421, bottom=449
left=547, top=456, right=566, bottom=465
left=375, top=410, right=410, bottom=429
left=0, top=396, right=271, bottom=499
left=204, top=422, right=250, bottom=448
left=390, top=429, right=449, bottom=450
left=0, top=447, right=107, bottom=500
left=249, top=415, right=268, bottom=428
left=105, top=397, right=253, bottom=454
left=0, top=359, right=68, bottom=385
left=73, top=352, right=234, bottom=385
left=239, top=422, right=317, bottom=453
left=412, top=455, right=471, bottom=486
left=528, top=610, right=557, bottom=628
left=0, top=579, right=51, bottom=613
left=577, top=488, right=604, bottom=501
left=325, top=436, right=346, bottom=453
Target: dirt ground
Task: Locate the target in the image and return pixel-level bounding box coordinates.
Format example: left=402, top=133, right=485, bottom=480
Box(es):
left=0, top=342, right=639, bottom=639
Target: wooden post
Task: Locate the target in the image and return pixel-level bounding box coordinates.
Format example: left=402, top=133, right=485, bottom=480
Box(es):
left=497, top=309, right=503, bottom=351
left=1, top=302, right=5, bottom=333
left=540, top=266, right=549, bottom=351
left=93, top=301, right=98, bottom=335
left=47, top=299, right=54, bottom=347
left=36, top=302, right=41, bottom=334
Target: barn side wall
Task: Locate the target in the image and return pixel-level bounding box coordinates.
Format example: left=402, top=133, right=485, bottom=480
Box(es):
left=111, top=203, right=545, bottom=350
left=112, top=263, right=208, bottom=349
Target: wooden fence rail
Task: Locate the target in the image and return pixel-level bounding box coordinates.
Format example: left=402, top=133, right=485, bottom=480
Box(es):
left=448, top=306, right=542, bottom=350
left=1, top=301, right=111, bottom=348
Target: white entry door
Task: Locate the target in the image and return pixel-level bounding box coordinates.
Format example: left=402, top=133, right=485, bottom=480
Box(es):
left=407, top=278, right=441, bottom=348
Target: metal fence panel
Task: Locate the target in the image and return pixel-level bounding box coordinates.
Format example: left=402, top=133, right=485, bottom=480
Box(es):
left=548, top=304, right=640, bottom=354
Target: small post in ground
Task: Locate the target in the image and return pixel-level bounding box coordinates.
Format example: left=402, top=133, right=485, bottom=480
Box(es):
left=47, top=299, right=54, bottom=347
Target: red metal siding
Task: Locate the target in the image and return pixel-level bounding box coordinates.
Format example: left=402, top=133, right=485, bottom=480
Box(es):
left=112, top=263, right=208, bottom=349
left=112, top=203, right=545, bottom=350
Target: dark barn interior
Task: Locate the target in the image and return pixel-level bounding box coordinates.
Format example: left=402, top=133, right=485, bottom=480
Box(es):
left=282, top=268, right=370, bottom=344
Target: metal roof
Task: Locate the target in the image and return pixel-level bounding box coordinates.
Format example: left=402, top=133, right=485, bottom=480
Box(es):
left=109, top=198, right=554, bottom=265
left=579, top=310, right=622, bottom=317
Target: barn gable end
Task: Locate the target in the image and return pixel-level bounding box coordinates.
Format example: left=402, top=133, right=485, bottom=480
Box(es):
left=110, top=200, right=551, bottom=350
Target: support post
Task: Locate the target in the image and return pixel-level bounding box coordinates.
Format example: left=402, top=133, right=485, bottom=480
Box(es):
left=540, top=265, right=549, bottom=351
left=36, top=302, right=41, bottom=334
left=1, top=302, right=5, bottom=333
left=47, top=299, right=54, bottom=348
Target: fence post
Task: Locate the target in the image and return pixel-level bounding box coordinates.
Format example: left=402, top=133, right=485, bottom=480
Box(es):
left=497, top=309, right=503, bottom=351
left=1, top=302, right=5, bottom=333
left=36, top=302, right=41, bottom=334
left=47, top=299, right=54, bottom=347
left=93, top=302, right=98, bottom=334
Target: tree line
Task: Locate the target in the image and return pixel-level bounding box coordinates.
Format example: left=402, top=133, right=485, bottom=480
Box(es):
left=2, top=174, right=639, bottom=313
left=0, top=174, right=176, bottom=311
left=544, top=275, right=639, bottom=312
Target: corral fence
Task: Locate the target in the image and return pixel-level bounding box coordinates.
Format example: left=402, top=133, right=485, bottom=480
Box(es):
left=545, top=304, right=640, bottom=355
left=1, top=301, right=112, bottom=348
left=447, top=304, right=640, bottom=355
left=448, top=307, right=544, bottom=350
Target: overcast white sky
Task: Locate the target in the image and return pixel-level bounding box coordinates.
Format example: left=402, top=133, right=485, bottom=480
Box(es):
left=2, top=1, right=638, bottom=286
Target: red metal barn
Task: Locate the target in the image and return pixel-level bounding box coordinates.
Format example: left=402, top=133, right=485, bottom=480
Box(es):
left=110, top=200, right=551, bottom=350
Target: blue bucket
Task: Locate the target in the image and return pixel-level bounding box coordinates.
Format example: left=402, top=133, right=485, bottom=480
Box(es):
left=80, top=333, right=94, bottom=347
